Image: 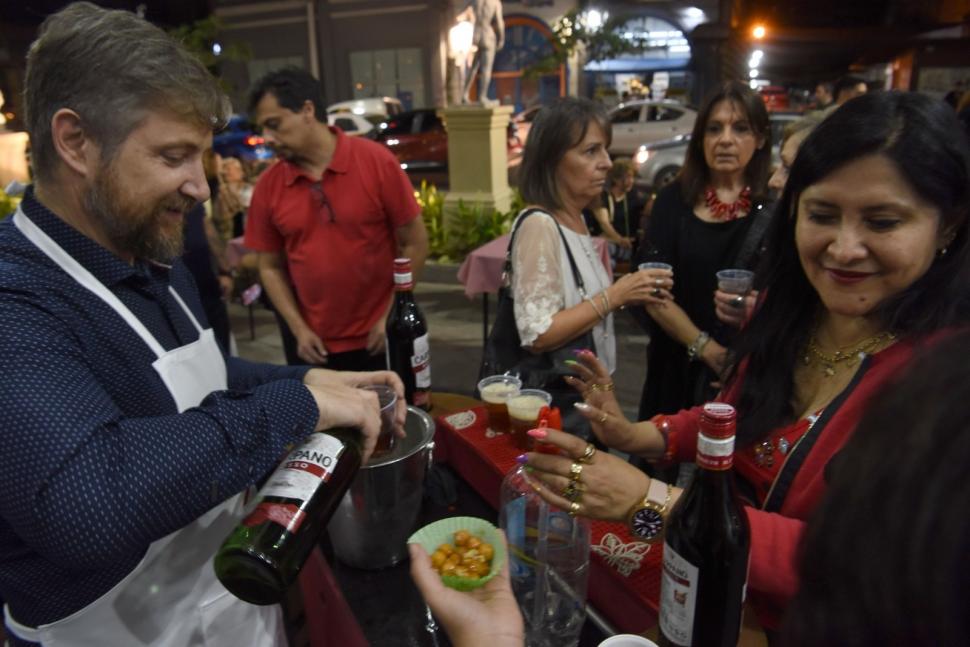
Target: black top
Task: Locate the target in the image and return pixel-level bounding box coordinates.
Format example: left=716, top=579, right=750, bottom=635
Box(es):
left=634, top=182, right=761, bottom=419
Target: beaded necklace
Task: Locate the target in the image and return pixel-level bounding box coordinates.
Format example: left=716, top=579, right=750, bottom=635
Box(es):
left=704, top=186, right=752, bottom=221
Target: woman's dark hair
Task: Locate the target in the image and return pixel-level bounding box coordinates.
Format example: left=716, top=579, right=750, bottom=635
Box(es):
left=518, top=97, right=611, bottom=211
left=728, top=91, right=970, bottom=446
left=248, top=66, right=327, bottom=123
left=782, top=330, right=970, bottom=646
left=679, top=81, right=772, bottom=206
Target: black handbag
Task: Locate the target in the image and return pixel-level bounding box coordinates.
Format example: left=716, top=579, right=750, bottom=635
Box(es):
left=479, top=209, right=596, bottom=437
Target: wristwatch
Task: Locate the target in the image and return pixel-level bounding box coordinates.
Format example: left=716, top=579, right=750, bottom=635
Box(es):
left=627, top=478, right=672, bottom=543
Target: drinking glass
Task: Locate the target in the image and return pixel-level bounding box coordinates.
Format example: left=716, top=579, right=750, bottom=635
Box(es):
left=716, top=269, right=754, bottom=295
left=477, top=375, right=522, bottom=435
left=361, top=384, right=398, bottom=455
left=506, top=389, right=553, bottom=450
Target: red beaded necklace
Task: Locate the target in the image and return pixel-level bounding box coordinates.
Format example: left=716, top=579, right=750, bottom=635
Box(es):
left=704, top=186, right=752, bottom=221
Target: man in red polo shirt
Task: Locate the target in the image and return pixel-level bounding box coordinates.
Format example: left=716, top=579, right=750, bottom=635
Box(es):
left=245, top=67, right=428, bottom=370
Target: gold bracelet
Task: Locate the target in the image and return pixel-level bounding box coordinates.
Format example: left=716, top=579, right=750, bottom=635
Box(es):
left=601, top=290, right=611, bottom=313
left=587, top=297, right=605, bottom=321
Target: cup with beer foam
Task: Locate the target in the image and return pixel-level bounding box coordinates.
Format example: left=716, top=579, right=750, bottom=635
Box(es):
left=506, top=389, right=553, bottom=450
left=477, top=375, right=522, bottom=435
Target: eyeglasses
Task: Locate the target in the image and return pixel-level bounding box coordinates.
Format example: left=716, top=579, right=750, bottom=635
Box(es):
left=309, top=181, right=336, bottom=223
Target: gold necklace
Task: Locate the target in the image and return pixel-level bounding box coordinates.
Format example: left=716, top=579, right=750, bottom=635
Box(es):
left=803, top=330, right=897, bottom=377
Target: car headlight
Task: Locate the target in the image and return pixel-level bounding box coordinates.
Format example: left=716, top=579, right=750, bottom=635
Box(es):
left=635, top=148, right=652, bottom=165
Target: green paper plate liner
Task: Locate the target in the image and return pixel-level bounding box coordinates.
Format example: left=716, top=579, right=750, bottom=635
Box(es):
left=408, top=516, right=506, bottom=591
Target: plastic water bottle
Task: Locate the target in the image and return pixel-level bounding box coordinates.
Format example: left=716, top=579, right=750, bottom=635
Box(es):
left=499, top=464, right=590, bottom=647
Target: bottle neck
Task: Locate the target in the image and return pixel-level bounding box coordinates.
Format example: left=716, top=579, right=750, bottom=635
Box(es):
left=696, top=431, right=735, bottom=471
left=393, top=271, right=414, bottom=292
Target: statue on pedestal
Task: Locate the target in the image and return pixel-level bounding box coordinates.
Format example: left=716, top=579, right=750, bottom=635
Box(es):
left=456, top=0, right=505, bottom=107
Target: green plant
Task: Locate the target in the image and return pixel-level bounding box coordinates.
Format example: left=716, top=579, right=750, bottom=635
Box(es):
left=415, top=180, right=449, bottom=259
left=168, top=16, right=251, bottom=91
left=524, top=9, right=655, bottom=79
left=444, top=193, right=521, bottom=262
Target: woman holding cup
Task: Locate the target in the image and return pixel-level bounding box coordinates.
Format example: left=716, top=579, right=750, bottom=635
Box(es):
left=633, top=82, right=772, bottom=425
left=501, top=98, right=669, bottom=438
left=528, top=91, right=970, bottom=633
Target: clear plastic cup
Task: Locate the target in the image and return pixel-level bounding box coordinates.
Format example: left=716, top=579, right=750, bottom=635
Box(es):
left=638, top=262, right=673, bottom=272
left=506, top=389, right=553, bottom=450
left=361, top=384, right=398, bottom=455
left=477, top=375, right=522, bottom=435
left=716, top=268, right=754, bottom=295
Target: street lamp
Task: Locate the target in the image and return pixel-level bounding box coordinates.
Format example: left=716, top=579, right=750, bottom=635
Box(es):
left=752, top=24, right=766, bottom=39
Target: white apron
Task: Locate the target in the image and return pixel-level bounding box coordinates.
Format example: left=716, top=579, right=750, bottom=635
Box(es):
left=4, top=207, right=284, bottom=646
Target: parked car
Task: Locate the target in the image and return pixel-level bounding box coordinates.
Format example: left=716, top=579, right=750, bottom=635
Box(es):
left=608, top=100, right=697, bottom=156
left=633, top=112, right=800, bottom=189
left=373, top=109, right=447, bottom=170
left=212, top=114, right=273, bottom=161
left=327, top=97, right=404, bottom=126
left=327, top=113, right=374, bottom=137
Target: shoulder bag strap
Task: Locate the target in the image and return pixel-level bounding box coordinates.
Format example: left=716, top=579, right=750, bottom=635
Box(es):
left=761, top=356, right=871, bottom=513
left=504, top=208, right=587, bottom=296
left=732, top=200, right=774, bottom=270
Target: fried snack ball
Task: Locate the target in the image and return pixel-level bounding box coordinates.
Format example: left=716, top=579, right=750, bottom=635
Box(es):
left=429, top=529, right=495, bottom=580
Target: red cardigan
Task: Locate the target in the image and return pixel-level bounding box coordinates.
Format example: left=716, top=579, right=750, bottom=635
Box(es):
left=663, top=337, right=926, bottom=628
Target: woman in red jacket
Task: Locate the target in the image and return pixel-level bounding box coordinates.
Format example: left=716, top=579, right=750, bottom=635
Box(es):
left=521, top=91, right=970, bottom=631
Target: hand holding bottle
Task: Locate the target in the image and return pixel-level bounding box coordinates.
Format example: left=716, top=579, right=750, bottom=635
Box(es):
left=408, top=533, right=524, bottom=647
left=303, top=380, right=382, bottom=462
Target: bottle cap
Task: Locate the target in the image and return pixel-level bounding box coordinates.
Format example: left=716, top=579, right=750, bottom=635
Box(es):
left=394, top=258, right=412, bottom=272
left=700, top=402, right=736, bottom=439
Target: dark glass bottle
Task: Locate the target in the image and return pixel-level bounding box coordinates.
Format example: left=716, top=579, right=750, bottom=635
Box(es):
left=658, top=403, right=751, bottom=647
left=214, top=428, right=362, bottom=605
left=385, top=257, right=431, bottom=410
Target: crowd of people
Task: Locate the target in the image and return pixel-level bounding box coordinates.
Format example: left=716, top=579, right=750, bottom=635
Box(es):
left=2, top=2, right=970, bottom=647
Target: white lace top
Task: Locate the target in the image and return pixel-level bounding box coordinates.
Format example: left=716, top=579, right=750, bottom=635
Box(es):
left=510, top=210, right=616, bottom=373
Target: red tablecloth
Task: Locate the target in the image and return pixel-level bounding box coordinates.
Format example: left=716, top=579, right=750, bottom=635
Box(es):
left=433, top=405, right=661, bottom=634
left=457, top=234, right=613, bottom=298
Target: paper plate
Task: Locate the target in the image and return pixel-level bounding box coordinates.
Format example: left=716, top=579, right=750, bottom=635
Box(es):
left=408, top=516, right=506, bottom=591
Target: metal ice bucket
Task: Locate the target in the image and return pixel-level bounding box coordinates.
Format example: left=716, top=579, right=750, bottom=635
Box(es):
left=326, top=405, right=435, bottom=569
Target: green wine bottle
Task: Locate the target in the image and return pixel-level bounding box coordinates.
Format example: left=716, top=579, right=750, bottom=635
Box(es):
left=214, top=428, right=362, bottom=604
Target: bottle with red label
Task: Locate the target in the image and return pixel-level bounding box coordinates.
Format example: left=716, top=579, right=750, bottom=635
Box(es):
left=658, top=402, right=750, bottom=647
left=385, top=257, right=431, bottom=410
left=214, top=428, right=362, bottom=604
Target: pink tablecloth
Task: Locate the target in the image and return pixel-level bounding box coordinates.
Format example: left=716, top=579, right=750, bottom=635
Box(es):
left=457, top=234, right=612, bottom=298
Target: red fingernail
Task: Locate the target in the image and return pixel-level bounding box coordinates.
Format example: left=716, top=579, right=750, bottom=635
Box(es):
left=528, top=428, right=548, bottom=439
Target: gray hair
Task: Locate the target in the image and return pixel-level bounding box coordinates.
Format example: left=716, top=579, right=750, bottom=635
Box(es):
left=24, top=2, right=230, bottom=183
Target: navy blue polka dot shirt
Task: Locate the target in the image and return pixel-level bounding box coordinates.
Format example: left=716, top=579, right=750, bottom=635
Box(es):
left=0, top=189, right=318, bottom=640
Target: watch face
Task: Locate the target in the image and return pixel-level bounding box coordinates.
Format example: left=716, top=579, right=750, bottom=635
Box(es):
left=632, top=507, right=664, bottom=540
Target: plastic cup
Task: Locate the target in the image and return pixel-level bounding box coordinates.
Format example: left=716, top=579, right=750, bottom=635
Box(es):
left=361, top=384, right=397, bottom=455
left=716, top=268, right=754, bottom=295
left=506, top=389, right=553, bottom=450
left=597, top=635, right=659, bottom=647
left=477, top=375, right=522, bottom=435
left=638, top=262, right=672, bottom=272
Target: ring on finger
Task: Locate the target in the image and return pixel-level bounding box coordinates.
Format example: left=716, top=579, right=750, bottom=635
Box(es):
left=562, top=480, right=584, bottom=501
left=654, top=278, right=663, bottom=287
left=598, top=412, right=608, bottom=424
left=569, top=461, right=583, bottom=481
left=730, top=295, right=745, bottom=308
left=568, top=501, right=582, bottom=517
left=578, top=443, right=597, bottom=463
left=589, top=382, right=615, bottom=392
left=652, top=287, right=662, bottom=297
